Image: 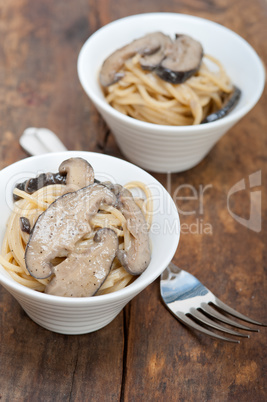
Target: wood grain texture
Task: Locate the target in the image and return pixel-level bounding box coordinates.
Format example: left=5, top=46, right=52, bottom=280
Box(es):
left=0, top=0, right=266, bottom=401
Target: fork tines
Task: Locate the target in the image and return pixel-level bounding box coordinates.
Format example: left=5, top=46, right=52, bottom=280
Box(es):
left=160, top=265, right=266, bottom=343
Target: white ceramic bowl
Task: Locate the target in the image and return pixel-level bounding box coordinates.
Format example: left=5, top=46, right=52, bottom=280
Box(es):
left=0, top=151, right=179, bottom=334
left=77, top=13, right=265, bottom=173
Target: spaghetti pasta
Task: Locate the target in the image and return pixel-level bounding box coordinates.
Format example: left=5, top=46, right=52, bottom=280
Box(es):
left=103, top=54, right=234, bottom=125
left=0, top=175, right=153, bottom=296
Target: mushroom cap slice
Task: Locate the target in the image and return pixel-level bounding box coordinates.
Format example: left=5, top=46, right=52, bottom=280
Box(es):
left=13, top=157, right=94, bottom=201
left=13, top=172, right=66, bottom=201
left=201, top=86, right=241, bottom=123
left=59, top=157, right=95, bottom=193
left=25, top=183, right=117, bottom=279
left=139, top=33, right=172, bottom=70
left=115, top=186, right=151, bottom=275
left=45, top=228, right=119, bottom=297
left=156, top=34, right=203, bottom=84
left=99, top=32, right=172, bottom=87
left=20, top=217, right=31, bottom=234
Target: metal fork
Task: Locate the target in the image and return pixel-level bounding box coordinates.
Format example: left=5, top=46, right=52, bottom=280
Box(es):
left=160, top=263, right=266, bottom=343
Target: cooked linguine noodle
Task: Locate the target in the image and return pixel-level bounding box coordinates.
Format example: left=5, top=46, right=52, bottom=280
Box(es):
left=0, top=181, right=152, bottom=295
left=103, top=54, right=233, bottom=125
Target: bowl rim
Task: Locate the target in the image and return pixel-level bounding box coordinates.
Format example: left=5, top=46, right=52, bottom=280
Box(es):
left=0, top=151, right=180, bottom=306
left=77, top=12, right=265, bottom=133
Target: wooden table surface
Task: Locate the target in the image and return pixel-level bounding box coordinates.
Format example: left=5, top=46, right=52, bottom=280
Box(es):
left=0, top=1, right=266, bottom=401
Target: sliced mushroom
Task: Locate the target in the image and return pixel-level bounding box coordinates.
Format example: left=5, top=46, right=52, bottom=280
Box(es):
left=13, top=172, right=66, bottom=201
left=201, top=86, right=241, bottom=123
left=13, top=158, right=94, bottom=201
left=139, top=33, right=172, bottom=70
left=20, top=217, right=31, bottom=234
left=115, top=186, right=151, bottom=275
left=100, top=32, right=172, bottom=87
left=25, top=183, right=117, bottom=279
left=45, top=228, right=119, bottom=297
left=102, top=181, right=122, bottom=196
left=156, top=34, right=203, bottom=84
left=59, top=157, right=95, bottom=193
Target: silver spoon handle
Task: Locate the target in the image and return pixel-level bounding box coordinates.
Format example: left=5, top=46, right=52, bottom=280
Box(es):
left=20, top=127, right=68, bottom=156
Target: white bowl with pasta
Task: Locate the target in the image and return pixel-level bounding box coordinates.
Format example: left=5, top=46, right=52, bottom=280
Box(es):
left=77, top=13, right=265, bottom=173
left=0, top=151, right=179, bottom=334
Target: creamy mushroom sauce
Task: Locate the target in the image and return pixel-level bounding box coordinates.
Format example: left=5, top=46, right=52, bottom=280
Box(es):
left=23, top=158, right=151, bottom=297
